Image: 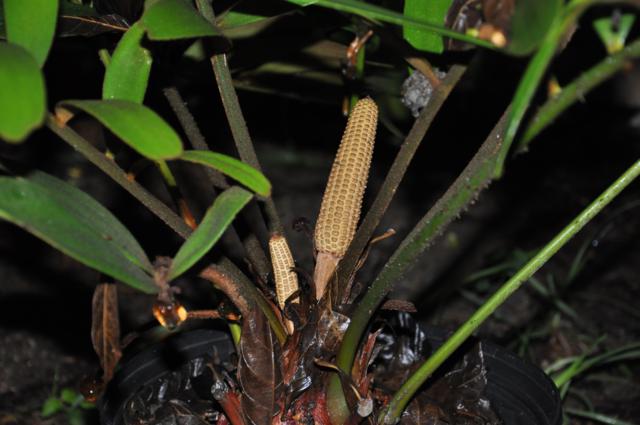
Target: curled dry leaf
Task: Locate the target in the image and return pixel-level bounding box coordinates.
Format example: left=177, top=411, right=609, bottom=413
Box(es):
left=238, top=307, right=283, bottom=425
left=91, top=282, right=121, bottom=383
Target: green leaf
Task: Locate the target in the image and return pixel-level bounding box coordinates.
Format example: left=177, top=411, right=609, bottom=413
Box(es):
left=593, top=14, right=636, bottom=54
left=103, top=23, right=152, bottom=103
left=218, top=11, right=267, bottom=29
left=41, top=397, right=64, bottom=417
left=286, top=0, right=493, bottom=49
left=0, top=172, right=157, bottom=293
left=59, top=99, right=183, bottom=160
left=168, top=186, right=252, bottom=281
left=3, top=0, right=58, bottom=66
left=178, top=150, right=271, bottom=196
left=216, top=11, right=280, bottom=39
left=142, top=0, right=219, bottom=40
left=60, top=388, right=79, bottom=405
left=0, top=43, right=46, bottom=143
left=403, top=0, right=453, bottom=54
left=507, top=0, right=562, bottom=56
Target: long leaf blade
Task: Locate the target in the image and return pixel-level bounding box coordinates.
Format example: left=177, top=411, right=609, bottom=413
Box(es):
left=0, top=172, right=156, bottom=293
left=168, top=186, right=252, bottom=281
left=59, top=99, right=183, bottom=160
left=142, top=0, right=219, bottom=40
left=0, top=43, right=46, bottom=143
left=102, top=22, right=152, bottom=103
left=3, top=0, right=58, bottom=66
left=178, top=150, right=271, bottom=197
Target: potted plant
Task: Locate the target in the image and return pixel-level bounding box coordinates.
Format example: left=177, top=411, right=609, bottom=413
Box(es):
left=1, top=0, right=638, bottom=424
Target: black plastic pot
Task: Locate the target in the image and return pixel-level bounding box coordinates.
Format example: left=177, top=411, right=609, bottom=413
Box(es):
left=99, top=329, right=561, bottom=425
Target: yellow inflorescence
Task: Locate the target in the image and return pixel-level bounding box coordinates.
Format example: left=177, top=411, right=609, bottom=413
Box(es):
left=269, top=233, right=299, bottom=310
left=315, top=97, right=378, bottom=258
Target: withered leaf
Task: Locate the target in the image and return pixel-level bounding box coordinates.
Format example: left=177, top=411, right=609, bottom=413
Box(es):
left=58, top=14, right=130, bottom=37
left=91, top=282, right=121, bottom=383
left=239, top=307, right=283, bottom=425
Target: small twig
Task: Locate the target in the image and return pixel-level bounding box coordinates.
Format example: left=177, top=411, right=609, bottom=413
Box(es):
left=46, top=115, right=192, bottom=239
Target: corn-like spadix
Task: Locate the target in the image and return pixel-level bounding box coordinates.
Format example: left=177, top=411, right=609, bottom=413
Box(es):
left=269, top=233, right=299, bottom=311
left=313, top=97, right=378, bottom=300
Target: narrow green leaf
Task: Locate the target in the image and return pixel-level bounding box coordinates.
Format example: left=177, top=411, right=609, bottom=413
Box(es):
left=59, top=99, right=183, bottom=160
left=168, top=186, right=252, bottom=281
left=216, top=11, right=280, bottom=39
left=0, top=43, right=46, bottom=143
left=0, top=172, right=157, bottom=293
left=593, top=14, right=636, bottom=54
left=4, top=0, right=58, bottom=66
left=285, top=0, right=494, bottom=49
left=218, top=11, right=267, bottom=29
left=142, top=0, right=219, bottom=40
left=29, top=172, right=153, bottom=272
left=178, top=150, right=271, bottom=196
left=507, top=0, right=562, bottom=56
left=403, top=0, right=453, bottom=54
left=103, top=23, right=152, bottom=103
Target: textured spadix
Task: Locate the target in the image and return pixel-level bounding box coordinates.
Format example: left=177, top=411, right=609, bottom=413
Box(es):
left=314, top=97, right=378, bottom=300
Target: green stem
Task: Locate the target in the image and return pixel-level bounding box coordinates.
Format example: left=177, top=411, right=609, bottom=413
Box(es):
left=493, top=3, right=580, bottom=178
left=335, top=65, right=466, bottom=302
left=309, top=0, right=495, bottom=50
left=46, top=115, right=193, bottom=239
left=381, top=156, right=640, bottom=424
left=520, top=38, right=640, bottom=149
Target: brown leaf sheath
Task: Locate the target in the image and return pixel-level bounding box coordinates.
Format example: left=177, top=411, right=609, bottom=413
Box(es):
left=313, top=97, right=378, bottom=300
left=91, top=282, right=121, bottom=383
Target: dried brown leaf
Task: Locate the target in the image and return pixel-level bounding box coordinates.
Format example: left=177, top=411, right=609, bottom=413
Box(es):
left=239, top=308, right=283, bottom=425
left=91, top=282, right=121, bottom=383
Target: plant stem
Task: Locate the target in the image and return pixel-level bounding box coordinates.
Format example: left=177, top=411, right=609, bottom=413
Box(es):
left=46, top=115, right=193, bottom=239
left=493, top=3, right=580, bottom=178
left=195, top=0, right=284, bottom=235
left=329, top=109, right=510, bottom=424
left=163, top=86, right=228, bottom=189
left=520, top=38, right=640, bottom=149
left=381, top=156, right=640, bottom=424
left=210, top=54, right=284, bottom=235
left=335, top=65, right=465, bottom=302
left=163, top=86, right=272, bottom=281
left=201, top=258, right=287, bottom=345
